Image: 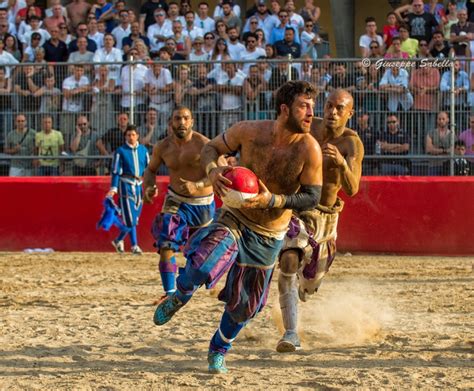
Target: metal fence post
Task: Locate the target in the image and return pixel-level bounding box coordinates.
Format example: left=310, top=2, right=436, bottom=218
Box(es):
left=287, top=54, right=292, bottom=81
left=129, top=55, right=134, bottom=125
left=449, top=57, right=455, bottom=176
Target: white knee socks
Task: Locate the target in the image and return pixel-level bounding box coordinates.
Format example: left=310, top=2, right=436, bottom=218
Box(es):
left=278, top=272, right=298, bottom=332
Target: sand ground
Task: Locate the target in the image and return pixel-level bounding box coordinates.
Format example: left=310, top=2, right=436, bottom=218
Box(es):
left=0, top=252, right=473, bottom=390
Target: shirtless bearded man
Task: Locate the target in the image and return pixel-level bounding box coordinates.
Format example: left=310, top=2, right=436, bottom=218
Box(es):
left=276, top=89, right=364, bottom=352
left=143, top=106, right=217, bottom=297
left=153, top=81, right=323, bottom=374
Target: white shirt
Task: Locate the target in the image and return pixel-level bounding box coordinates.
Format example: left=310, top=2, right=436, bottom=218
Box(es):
left=289, top=13, right=304, bottom=33
left=264, top=15, right=279, bottom=40
left=88, top=31, right=104, bottom=49
left=189, top=50, right=209, bottom=62
left=183, top=25, right=204, bottom=41
left=21, top=27, right=50, bottom=47
left=215, top=70, right=245, bottom=110
left=92, top=47, right=123, bottom=80
left=213, top=5, right=241, bottom=18
left=359, top=34, right=384, bottom=52
left=240, top=47, right=266, bottom=75
left=147, top=22, right=173, bottom=52
left=0, top=50, right=18, bottom=77
left=144, top=67, right=173, bottom=105
left=111, top=24, right=131, bottom=50
left=120, top=64, right=148, bottom=107
left=300, top=30, right=317, bottom=56
left=194, top=15, right=215, bottom=34
left=227, top=40, right=246, bottom=61
left=62, top=75, right=90, bottom=112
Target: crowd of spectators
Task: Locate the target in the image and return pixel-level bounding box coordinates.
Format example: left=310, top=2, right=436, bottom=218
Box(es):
left=0, top=0, right=473, bottom=176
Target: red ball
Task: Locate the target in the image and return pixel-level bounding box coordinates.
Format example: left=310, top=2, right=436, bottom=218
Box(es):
left=223, top=167, right=259, bottom=194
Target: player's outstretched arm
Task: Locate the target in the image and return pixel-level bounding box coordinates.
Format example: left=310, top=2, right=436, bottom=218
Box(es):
left=143, top=141, right=164, bottom=203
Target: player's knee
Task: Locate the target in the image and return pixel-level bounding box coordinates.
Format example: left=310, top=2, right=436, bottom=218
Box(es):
left=279, top=250, right=300, bottom=274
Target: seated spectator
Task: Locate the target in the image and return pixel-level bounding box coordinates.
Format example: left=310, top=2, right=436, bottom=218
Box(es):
left=139, top=0, right=168, bottom=34
left=379, top=66, right=413, bottom=112
left=383, top=11, right=399, bottom=48
left=166, top=2, right=185, bottom=28
left=255, top=28, right=266, bottom=48
left=416, top=39, right=431, bottom=58
left=4, top=114, right=36, bottom=177
left=214, top=0, right=241, bottom=19
left=384, top=36, right=409, bottom=58
left=214, top=19, right=229, bottom=41
left=0, top=8, right=17, bottom=37
left=355, top=112, right=380, bottom=175
left=0, top=38, right=18, bottom=78
left=183, top=11, right=204, bottom=41
left=23, top=32, right=42, bottom=62
left=96, top=112, right=130, bottom=157
left=87, top=18, right=103, bottom=49
left=70, top=115, right=99, bottom=176
left=21, top=16, right=50, bottom=48
left=132, top=39, right=151, bottom=61
left=298, top=0, right=321, bottom=34
left=92, top=33, right=123, bottom=82
left=92, top=0, right=115, bottom=33
left=398, top=24, right=418, bottom=58
left=458, top=115, right=474, bottom=164
left=327, top=62, right=355, bottom=93
left=240, top=32, right=266, bottom=75
left=43, top=26, right=69, bottom=63
left=263, top=0, right=281, bottom=40
left=379, top=114, right=411, bottom=175
left=66, top=0, right=91, bottom=32
left=242, top=15, right=260, bottom=42
left=171, top=20, right=191, bottom=57
left=61, top=64, right=91, bottom=146
left=68, top=36, right=95, bottom=73
left=189, top=36, right=209, bottom=61
left=442, top=1, right=459, bottom=40
left=430, top=30, right=451, bottom=58
left=300, top=19, right=320, bottom=59
left=269, top=10, right=296, bottom=45
left=243, top=1, right=270, bottom=34
left=43, top=3, right=68, bottom=32
left=243, top=64, right=269, bottom=120
left=210, top=38, right=230, bottom=73
left=443, top=140, right=471, bottom=175
left=147, top=9, right=172, bottom=55
left=194, top=1, right=215, bottom=35
left=275, top=26, right=300, bottom=58
left=58, top=23, right=73, bottom=45
left=17, top=1, right=42, bottom=25
left=4, top=35, right=21, bottom=61
left=449, top=8, right=474, bottom=57
left=367, top=40, right=384, bottom=58
left=34, top=115, right=65, bottom=176
left=122, top=20, right=149, bottom=54
left=425, top=111, right=454, bottom=176
left=227, top=27, right=245, bottom=60
left=285, top=0, right=304, bottom=35
left=265, top=43, right=276, bottom=61
left=111, top=9, right=130, bottom=50
left=359, top=16, right=384, bottom=57
left=213, top=62, right=245, bottom=133
left=68, top=23, right=98, bottom=53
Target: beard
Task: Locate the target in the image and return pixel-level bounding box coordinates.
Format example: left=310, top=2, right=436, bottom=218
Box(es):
left=173, top=127, right=190, bottom=139
left=287, top=109, right=309, bottom=134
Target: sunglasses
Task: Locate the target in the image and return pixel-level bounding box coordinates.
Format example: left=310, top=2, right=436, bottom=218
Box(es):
left=387, top=120, right=397, bottom=124
left=370, top=45, right=378, bottom=49
left=205, top=36, right=214, bottom=40
left=306, top=24, right=313, bottom=27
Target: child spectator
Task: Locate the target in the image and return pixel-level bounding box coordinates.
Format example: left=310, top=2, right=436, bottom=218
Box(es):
left=383, top=11, right=399, bottom=48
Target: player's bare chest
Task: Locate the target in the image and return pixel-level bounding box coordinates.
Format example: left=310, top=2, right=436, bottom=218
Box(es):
left=163, top=144, right=201, bottom=170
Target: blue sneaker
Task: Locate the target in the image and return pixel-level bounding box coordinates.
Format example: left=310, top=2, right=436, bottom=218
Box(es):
left=153, top=293, right=183, bottom=325
left=276, top=330, right=301, bottom=353
left=208, top=351, right=228, bottom=374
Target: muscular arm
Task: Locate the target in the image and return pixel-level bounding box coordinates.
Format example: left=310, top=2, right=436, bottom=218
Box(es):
left=143, top=141, right=164, bottom=190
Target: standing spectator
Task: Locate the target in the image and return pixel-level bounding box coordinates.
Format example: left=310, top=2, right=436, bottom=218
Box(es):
left=458, top=115, right=474, bottom=164
left=409, top=62, right=440, bottom=151
left=0, top=37, right=18, bottom=78
left=327, top=62, right=355, bottom=92
left=147, top=8, right=172, bottom=55
left=227, top=26, right=245, bottom=60
left=379, top=114, right=411, bottom=175
left=17, top=0, right=42, bottom=23
left=67, top=0, right=91, bottom=32
left=442, top=1, right=458, bottom=40
left=269, top=57, right=299, bottom=94
left=430, top=30, right=451, bottom=58
left=111, top=9, right=130, bottom=50
left=70, top=115, right=99, bottom=176
left=189, top=36, right=208, bottom=61
left=285, top=0, right=304, bottom=35
left=269, top=10, right=291, bottom=45
left=33, top=72, right=61, bottom=128
left=190, top=63, right=218, bottom=136
left=243, top=64, right=268, bottom=120
left=383, top=11, right=399, bottom=48
left=140, top=0, right=168, bottom=34
left=122, top=21, right=150, bottom=54
left=263, top=0, right=281, bottom=39
left=241, top=15, right=259, bottom=41
left=426, top=111, right=454, bottom=175
left=34, top=115, right=65, bottom=176
left=139, top=107, right=161, bottom=152
left=379, top=66, right=414, bottom=112
left=359, top=16, right=384, bottom=57
left=355, top=112, right=380, bottom=175
left=213, top=0, right=241, bottom=19
left=300, top=19, right=320, bottom=59
left=68, top=36, right=95, bottom=66
left=88, top=18, right=103, bottom=49
left=92, top=0, right=115, bottom=33
left=202, top=32, right=215, bottom=55
left=449, top=8, right=474, bottom=57
left=440, top=59, right=469, bottom=121
left=144, top=61, right=174, bottom=132
left=90, top=64, right=115, bottom=137
left=171, top=20, right=191, bottom=57
left=214, top=62, right=245, bottom=133
left=92, top=33, right=123, bottom=82
left=61, top=64, right=91, bottom=145
left=298, top=0, right=321, bottom=34
left=243, top=1, right=270, bottom=34
left=22, top=32, right=42, bottom=62
left=13, top=64, right=42, bottom=129
left=58, top=23, right=73, bottom=46
left=167, top=2, right=185, bottom=26
left=183, top=11, right=203, bottom=41
left=209, top=37, right=230, bottom=75
left=194, top=1, right=215, bottom=34
left=398, top=24, right=419, bottom=57
left=42, top=25, right=68, bottom=63
left=96, top=112, right=129, bottom=156
left=240, top=32, right=266, bottom=75
left=274, top=27, right=301, bottom=58
left=68, top=23, right=98, bottom=53
left=4, top=35, right=21, bottom=61
left=214, top=19, right=229, bottom=41
left=43, top=3, right=67, bottom=32
left=0, top=65, right=11, bottom=140
left=404, top=0, right=438, bottom=43
left=174, top=64, right=194, bottom=106
left=20, top=16, right=50, bottom=48
left=4, top=114, right=36, bottom=176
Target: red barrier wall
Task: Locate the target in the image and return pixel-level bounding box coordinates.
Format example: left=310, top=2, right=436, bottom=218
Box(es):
left=1, top=177, right=473, bottom=255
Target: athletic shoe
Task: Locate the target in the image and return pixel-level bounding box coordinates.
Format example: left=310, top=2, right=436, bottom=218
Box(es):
left=153, top=293, right=183, bottom=325
left=131, top=245, right=143, bottom=255
left=276, top=330, right=301, bottom=353
left=111, top=240, right=124, bottom=253
left=208, top=351, right=228, bottom=374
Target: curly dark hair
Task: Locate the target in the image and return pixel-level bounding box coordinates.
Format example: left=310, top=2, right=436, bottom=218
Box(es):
left=275, top=81, right=318, bottom=115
